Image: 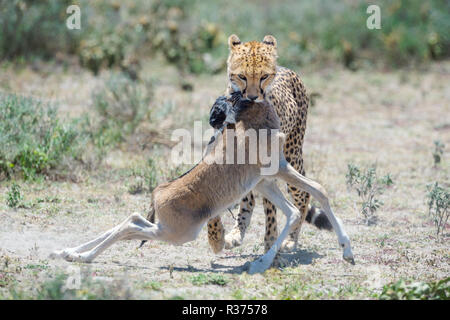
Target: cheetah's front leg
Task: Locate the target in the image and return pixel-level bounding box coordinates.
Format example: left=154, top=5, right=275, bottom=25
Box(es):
left=207, top=192, right=256, bottom=252
left=207, top=217, right=225, bottom=253
left=224, top=192, right=255, bottom=249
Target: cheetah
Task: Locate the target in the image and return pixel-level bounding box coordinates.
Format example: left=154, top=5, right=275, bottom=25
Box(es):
left=207, top=35, right=332, bottom=258
left=50, top=94, right=354, bottom=273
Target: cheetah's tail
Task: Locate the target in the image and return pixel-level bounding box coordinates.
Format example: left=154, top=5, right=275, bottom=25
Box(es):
left=305, top=205, right=333, bottom=231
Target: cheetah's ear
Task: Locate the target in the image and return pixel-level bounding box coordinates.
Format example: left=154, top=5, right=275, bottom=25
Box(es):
left=262, top=35, right=277, bottom=48
left=228, top=34, right=241, bottom=50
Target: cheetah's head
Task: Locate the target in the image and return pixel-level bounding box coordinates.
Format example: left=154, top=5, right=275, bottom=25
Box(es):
left=227, top=34, right=278, bottom=102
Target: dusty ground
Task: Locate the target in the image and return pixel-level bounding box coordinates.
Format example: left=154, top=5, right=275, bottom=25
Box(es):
left=0, top=59, right=449, bottom=299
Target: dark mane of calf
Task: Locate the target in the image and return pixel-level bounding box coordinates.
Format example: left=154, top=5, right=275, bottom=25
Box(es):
left=209, top=92, right=247, bottom=130
left=209, top=96, right=230, bottom=129
left=170, top=93, right=250, bottom=184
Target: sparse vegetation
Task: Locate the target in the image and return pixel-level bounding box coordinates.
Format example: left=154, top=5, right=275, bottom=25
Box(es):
left=83, top=73, right=153, bottom=158
left=432, top=140, right=445, bottom=166
left=190, top=273, right=229, bottom=286
left=92, top=73, right=153, bottom=138
left=5, top=182, right=23, bottom=208
left=346, top=163, right=394, bottom=225
left=166, top=163, right=192, bottom=181
left=1, top=1, right=449, bottom=73
left=141, top=280, right=163, bottom=291
left=0, top=0, right=79, bottom=60
left=0, top=93, right=81, bottom=180
left=128, top=159, right=160, bottom=194
left=3, top=270, right=133, bottom=300
left=1, top=63, right=448, bottom=300
left=379, top=278, right=450, bottom=300
left=426, top=182, right=449, bottom=237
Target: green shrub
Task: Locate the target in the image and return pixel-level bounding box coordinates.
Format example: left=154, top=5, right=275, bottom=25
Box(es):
left=6, top=182, right=23, bottom=208
left=0, top=93, right=81, bottom=180
left=380, top=278, right=450, bottom=300
left=7, top=271, right=133, bottom=300
left=93, top=73, right=153, bottom=132
left=190, top=273, right=229, bottom=286
left=178, top=0, right=450, bottom=69
left=166, top=163, right=192, bottom=181
left=141, top=280, right=162, bottom=291
left=77, top=0, right=152, bottom=75
left=1, top=1, right=449, bottom=72
left=0, top=0, right=79, bottom=60
left=346, top=163, right=394, bottom=225
left=153, top=20, right=226, bottom=75
left=432, top=140, right=445, bottom=166
left=127, top=176, right=144, bottom=195
left=426, top=182, right=449, bottom=236
left=129, top=159, right=159, bottom=194
left=85, top=73, right=153, bottom=154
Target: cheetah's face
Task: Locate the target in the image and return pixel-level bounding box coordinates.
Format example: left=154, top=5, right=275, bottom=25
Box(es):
left=227, top=35, right=278, bottom=102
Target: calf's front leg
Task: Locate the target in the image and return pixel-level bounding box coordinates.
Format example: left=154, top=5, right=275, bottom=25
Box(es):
left=50, top=213, right=164, bottom=263
left=277, top=161, right=355, bottom=264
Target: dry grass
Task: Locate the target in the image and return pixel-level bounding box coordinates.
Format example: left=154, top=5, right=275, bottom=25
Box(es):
left=0, top=59, right=449, bottom=299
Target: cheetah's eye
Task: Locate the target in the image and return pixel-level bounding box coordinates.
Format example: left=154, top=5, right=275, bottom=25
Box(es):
left=260, top=74, right=269, bottom=81
left=238, top=74, right=247, bottom=81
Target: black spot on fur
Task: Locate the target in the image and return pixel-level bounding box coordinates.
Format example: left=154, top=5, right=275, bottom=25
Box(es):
left=306, top=206, right=333, bottom=230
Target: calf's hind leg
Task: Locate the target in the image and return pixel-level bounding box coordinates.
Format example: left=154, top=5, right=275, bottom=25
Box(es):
left=50, top=213, right=165, bottom=263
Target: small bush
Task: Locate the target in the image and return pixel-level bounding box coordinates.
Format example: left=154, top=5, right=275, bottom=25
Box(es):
left=86, top=73, right=153, bottom=154
left=6, top=183, right=23, bottom=208
left=0, top=0, right=79, bottom=60
left=166, top=163, right=192, bottom=181
left=153, top=19, right=226, bottom=75
left=8, top=271, right=133, bottom=300
left=0, top=93, right=81, bottom=180
left=190, top=273, right=229, bottom=286
left=127, top=159, right=160, bottom=195
left=127, top=176, right=144, bottom=195
left=1, top=0, right=449, bottom=72
left=426, top=182, right=449, bottom=236
left=346, top=163, right=393, bottom=225
left=142, top=159, right=159, bottom=193
left=141, top=280, right=162, bottom=291
left=432, top=140, right=445, bottom=166
left=380, top=278, right=450, bottom=300
left=77, top=1, right=152, bottom=75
